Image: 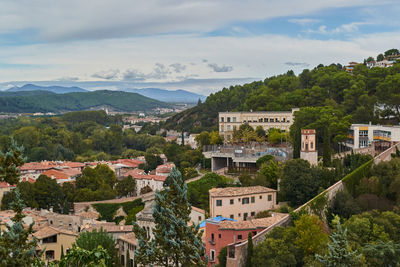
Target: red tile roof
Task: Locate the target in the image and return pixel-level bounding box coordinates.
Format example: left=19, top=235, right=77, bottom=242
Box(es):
left=41, top=169, right=69, bottom=180
left=112, top=159, right=144, bottom=168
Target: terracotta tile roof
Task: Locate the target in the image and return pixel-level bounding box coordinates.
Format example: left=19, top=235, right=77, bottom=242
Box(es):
left=123, top=169, right=146, bottom=177
left=118, top=232, right=138, bottom=245
left=20, top=161, right=58, bottom=171
left=33, top=226, right=77, bottom=239
left=77, top=211, right=100, bottom=220
left=209, top=186, right=276, bottom=197
left=112, top=159, right=144, bottom=168
left=0, top=182, right=13, bottom=188
left=218, top=213, right=286, bottom=230
left=21, top=177, right=35, bottom=183
left=83, top=223, right=133, bottom=233
left=42, top=169, right=69, bottom=180
left=62, top=162, right=85, bottom=168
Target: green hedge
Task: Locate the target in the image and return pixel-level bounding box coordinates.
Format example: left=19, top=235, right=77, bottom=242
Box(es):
left=342, top=159, right=373, bottom=196
left=93, top=199, right=144, bottom=222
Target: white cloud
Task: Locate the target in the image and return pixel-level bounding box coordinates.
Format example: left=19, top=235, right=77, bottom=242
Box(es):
left=0, top=0, right=384, bottom=41
left=91, top=69, right=120, bottom=80
left=288, top=18, right=320, bottom=25
left=169, top=63, right=186, bottom=73
left=208, top=63, right=234, bottom=72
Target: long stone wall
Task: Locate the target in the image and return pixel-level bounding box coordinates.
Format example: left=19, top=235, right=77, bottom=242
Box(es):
left=225, top=142, right=399, bottom=267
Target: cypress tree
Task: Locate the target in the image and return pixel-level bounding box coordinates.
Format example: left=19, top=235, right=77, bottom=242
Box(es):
left=245, top=232, right=254, bottom=267
left=61, top=244, right=65, bottom=259
left=126, top=249, right=131, bottom=267
left=133, top=167, right=206, bottom=266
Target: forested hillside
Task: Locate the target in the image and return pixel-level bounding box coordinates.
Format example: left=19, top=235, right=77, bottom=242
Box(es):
left=0, top=90, right=169, bottom=113
left=165, top=63, right=400, bottom=132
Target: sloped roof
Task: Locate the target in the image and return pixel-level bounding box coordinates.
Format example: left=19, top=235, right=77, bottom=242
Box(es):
left=33, top=226, right=77, bottom=239
left=118, top=232, right=138, bottom=245
left=209, top=186, right=276, bottom=197
left=218, top=213, right=286, bottom=230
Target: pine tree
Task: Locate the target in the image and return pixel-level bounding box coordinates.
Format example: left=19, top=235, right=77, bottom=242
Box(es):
left=0, top=189, right=40, bottom=266
left=245, top=232, right=254, bottom=267
left=315, top=216, right=361, bottom=266
left=133, top=167, right=206, bottom=266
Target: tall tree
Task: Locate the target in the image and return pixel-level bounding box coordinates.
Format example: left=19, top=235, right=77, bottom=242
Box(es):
left=133, top=168, right=206, bottom=266
left=0, top=139, right=25, bottom=185
left=0, top=189, right=40, bottom=266
left=315, top=216, right=361, bottom=266
left=245, top=232, right=254, bottom=267
left=75, top=228, right=119, bottom=266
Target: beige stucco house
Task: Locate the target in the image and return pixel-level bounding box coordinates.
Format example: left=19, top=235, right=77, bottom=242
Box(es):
left=209, top=186, right=277, bottom=221
left=33, top=226, right=77, bottom=261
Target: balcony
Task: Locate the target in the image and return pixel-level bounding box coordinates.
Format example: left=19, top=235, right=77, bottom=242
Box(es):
left=208, top=238, right=215, bottom=245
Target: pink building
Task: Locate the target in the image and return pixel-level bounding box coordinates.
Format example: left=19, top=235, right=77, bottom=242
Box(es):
left=205, top=213, right=286, bottom=265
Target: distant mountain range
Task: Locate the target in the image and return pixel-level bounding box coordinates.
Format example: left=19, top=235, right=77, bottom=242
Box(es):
left=121, top=88, right=206, bottom=103
left=3, top=84, right=206, bottom=103
left=0, top=90, right=169, bottom=113
left=6, top=84, right=88, bottom=94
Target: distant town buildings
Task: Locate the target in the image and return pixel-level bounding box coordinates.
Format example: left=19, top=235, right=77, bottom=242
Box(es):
left=346, top=54, right=400, bottom=72
left=209, top=186, right=277, bottom=221
left=218, top=108, right=299, bottom=142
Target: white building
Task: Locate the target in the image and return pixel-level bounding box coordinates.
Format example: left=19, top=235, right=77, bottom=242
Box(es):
left=345, top=124, right=400, bottom=149
left=218, top=108, right=299, bottom=142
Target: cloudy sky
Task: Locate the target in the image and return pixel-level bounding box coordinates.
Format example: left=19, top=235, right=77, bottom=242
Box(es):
left=0, top=0, right=400, bottom=95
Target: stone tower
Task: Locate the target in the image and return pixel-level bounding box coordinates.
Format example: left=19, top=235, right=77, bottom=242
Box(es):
left=300, top=129, right=318, bottom=165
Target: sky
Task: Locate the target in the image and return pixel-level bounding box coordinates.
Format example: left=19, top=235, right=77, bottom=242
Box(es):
left=0, top=0, right=400, bottom=95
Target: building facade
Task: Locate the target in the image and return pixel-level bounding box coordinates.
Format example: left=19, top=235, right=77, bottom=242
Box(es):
left=117, top=232, right=137, bottom=267
left=209, top=186, right=277, bottom=221
left=33, top=226, right=77, bottom=262
left=345, top=124, right=400, bottom=150
left=205, top=213, right=286, bottom=266
left=300, top=129, right=318, bottom=165
left=218, top=108, right=299, bottom=142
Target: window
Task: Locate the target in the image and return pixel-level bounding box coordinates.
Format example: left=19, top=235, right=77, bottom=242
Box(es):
left=227, top=125, right=231, bottom=131
left=233, top=117, right=236, bottom=122
left=259, top=118, right=263, bottom=122
left=238, top=198, right=241, bottom=202
left=121, top=255, right=125, bottom=266
left=230, top=214, right=234, bottom=219
left=282, top=117, right=286, bottom=122
left=264, top=118, right=268, bottom=122
left=238, top=213, right=241, bottom=217
left=270, top=118, right=274, bottom=122
left=219, top=234, right=221, bottom=238
left=230, top=199, right=234, bottom=205
left=251, top=196, right=255, bottom=203
left=227, top=117, right=231, bottom=122
left=220, top=126, right=224, bottom=132
left=210, top=250, right=215, bottom=262
left=259, top=195, right=262, bottom=199
left=310, top=142, right=313, bottom=149
left=275, top=118, right=279, bottom=122
left=221, top=117, right=224, bottom=122
left=233, top=125, right=237, bottom=131
left=43, top=235, right=57, bottom=244
left=242, top=197, right=249, bottom=204
left=238, top=235, right=242, bottom=240
left=216, top=200, right=222, bottom=206
left=268, top=194, right=272, bottom=201
left=244, top=213, right=248, bottom=221
left=251, top=212, right=255, bottom=217
left=45, top=250, right=55, bottom=260
left=198, top=216, right=202, bottom=221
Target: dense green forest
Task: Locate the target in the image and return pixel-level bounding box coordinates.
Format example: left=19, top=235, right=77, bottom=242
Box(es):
left=0, top=90, right=169, bottom=113
left=165, top=63, right=400, bottom=132
left=0, top=110, right=203, bottom=169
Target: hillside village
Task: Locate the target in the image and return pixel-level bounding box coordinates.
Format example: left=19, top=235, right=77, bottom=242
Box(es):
left=1, top=48, right=400, bottom=266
